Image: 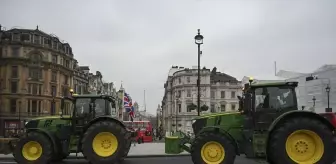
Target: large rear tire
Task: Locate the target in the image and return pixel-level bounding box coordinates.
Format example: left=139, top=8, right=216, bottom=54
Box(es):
left=81, top=121, right=127, bottom=164
left=190, top=132, right=236, bottom=164
left=268, top=117, right=334, bottom=164
left=118, top=140, right=132, bottom=163
left=13, top=132, right=53, bottom=164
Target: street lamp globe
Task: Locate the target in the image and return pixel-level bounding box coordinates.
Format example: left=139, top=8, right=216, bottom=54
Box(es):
left=326, top=85, right=330, bottom=92
left=194, top=29, right=204, bottom=45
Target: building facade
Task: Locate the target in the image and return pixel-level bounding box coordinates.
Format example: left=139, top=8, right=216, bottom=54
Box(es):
left=0, top=26, right=75, bottom=136
left=73, top=62, right=89, bottom=95
left=87, top=71, right=103, bottom=95
left=161, top=66, right=242, bottom=134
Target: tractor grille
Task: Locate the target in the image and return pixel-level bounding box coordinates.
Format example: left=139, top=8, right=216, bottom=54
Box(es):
left=192, top=118, right=206, bottom=135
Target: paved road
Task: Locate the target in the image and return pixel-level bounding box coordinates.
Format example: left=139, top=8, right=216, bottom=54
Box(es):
left=0, top=156, right=261, bottom=164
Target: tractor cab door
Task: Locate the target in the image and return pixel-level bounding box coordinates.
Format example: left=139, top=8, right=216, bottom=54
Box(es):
left=241, top=85, right=297, bottom=157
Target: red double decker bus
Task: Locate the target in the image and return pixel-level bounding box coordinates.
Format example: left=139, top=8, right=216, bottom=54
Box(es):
left=123, top=121, right=153, bottom=143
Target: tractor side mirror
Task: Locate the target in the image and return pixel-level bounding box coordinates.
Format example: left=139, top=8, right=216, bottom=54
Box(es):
left=60, top=98, right=65, bottom=117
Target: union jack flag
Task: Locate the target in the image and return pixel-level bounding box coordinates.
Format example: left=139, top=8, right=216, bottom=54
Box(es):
left=124, top=92, right=135, bottom=121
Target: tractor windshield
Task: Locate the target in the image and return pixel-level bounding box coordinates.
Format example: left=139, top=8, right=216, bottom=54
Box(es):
left=75, top=98, right=116, bottom=117
left=255, top=86, right=296, bottom=110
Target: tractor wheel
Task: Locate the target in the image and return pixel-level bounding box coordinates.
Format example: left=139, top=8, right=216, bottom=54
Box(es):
left=118, top=140, right=132, bottom=163
left=81, top=121, right=127, bottom=164
left=190, top=132, right=236, bottom=164
left=268, top=117, right=334, bottom=164
left=13, top=132, right=53, bottom=164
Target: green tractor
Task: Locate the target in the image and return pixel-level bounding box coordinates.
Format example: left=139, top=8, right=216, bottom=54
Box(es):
left=170, top=80, right=336, bottom=164
left=8, top=94, right=135, bottom=164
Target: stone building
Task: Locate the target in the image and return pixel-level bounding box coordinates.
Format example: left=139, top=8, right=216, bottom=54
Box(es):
left=161, top=66, right=242, bottom=134
left=73, top=62, right=89, bottom=95
left=0, top=26, right=75, bottom=136
left=87, top=71, right=103, bottom=94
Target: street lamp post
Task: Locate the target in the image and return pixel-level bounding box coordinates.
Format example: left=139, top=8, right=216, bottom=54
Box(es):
left=326, top=85, right=331, bottom=112
left=18, top=101, right=21, bottom=132
left=195, top=29, right=204, bottom=116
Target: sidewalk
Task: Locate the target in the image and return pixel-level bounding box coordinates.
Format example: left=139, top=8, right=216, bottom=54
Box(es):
left=0, top=143, right=189, bottom=159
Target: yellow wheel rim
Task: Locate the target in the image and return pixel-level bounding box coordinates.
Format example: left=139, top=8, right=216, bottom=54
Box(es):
left=92, top=132, right=118, bottom=157
left=285, top=130, right=324, bottom=164
left=201, top=141, right=225, bottom=164
left=21, top=141, right=43, bottom=161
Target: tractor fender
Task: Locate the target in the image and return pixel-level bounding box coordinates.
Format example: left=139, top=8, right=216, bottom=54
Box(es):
left=26, top=128, right=58, bottom=154
left=268, top=110, right=335, bottom=133
left=84, top=116, right=126, bottom=132
left=198, top=126, right=239, bottom=154
left=265, top=110, right=335, bottom=161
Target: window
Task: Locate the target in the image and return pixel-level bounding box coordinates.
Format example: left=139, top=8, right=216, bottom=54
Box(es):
left=11, top=66, right=18, bottom=78
left=187, top=77, right=190, bottom=83
left=32, top=100, right=37, bottom=114
left=38, top=101, right=42, bottom=113
left=177, top=90, right=182, bottom=98
left=0, top=47, right=2, bottom=57
left=38, top=84, right=42, bottom=95
left=21, top=34, right=30, bottom=41
left=65, top=60, right=70, bottom=68
left=231, top=104, right=236, bottom=110
left=13, top=33, right=20, bottom=41
left=187, top=104, right=192, bottom=112
left=64, top=75, right=68, bottom=84
left=11, top=81, right=18, bottom=93
left=12, top=47, right=20, bottom=57
left=52, top=41, right=57, bottom=49
left=32, top=84, right=38, bottom=95
left=211, top=105, right=215, bottom=113
left=211, top=91, right=215, bottom=99
left=254, top=86, right=296, bottom=110
left=44, top=38, right=51, bottom=45
left=231, top=91, right=236, bottom=98
left=187, top=90, right=191, bottom=97
left=52, top=55, right=57, bottom=64
left=50, top=100, right=56, bottom=115
left=27, top=100, right=31, bottom=113
left=178, top=78, right=181, bottom=84
left=29, top=68, right=42, bottom=80
left=51, top=86, right=56, bottom=96
left=221, top=91, right=225, bottom=98
left=34, top=34, right=40, bottom=44
left=178, top=104, right=181, bottom=113
left=10, top=99, right=17, bottom=114
left=221, top=105, right=226, bottom=111
left=62, top=86, right=68, bottom=97
left=51, top=71, right=57, bottom=82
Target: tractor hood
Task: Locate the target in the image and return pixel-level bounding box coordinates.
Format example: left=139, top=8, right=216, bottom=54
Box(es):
left=25, top=115, right=72, bottom=129
left=30, top=115, right=71, bottom=121
left=192, top=111, right=242, bottom=120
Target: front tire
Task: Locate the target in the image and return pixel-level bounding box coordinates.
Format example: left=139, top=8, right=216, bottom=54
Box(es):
left=13, top=132, right=53, bottom=164
left=268, top=117, right=335, bottom=164
left=190, top=132, right=236, bottom=164
left=81, top=121, right=127, bottom=164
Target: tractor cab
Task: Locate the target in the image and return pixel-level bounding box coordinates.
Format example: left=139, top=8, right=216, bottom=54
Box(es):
left=238, top=78, right=299, bottom=130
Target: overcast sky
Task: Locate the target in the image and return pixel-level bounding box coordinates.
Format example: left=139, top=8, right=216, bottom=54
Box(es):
left=1, top=0, right=335, bottom=114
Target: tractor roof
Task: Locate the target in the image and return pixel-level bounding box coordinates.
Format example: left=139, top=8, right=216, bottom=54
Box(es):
left=71, top=94, right=116, bottom=100
left=250, top=81, right=298, bottom=88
